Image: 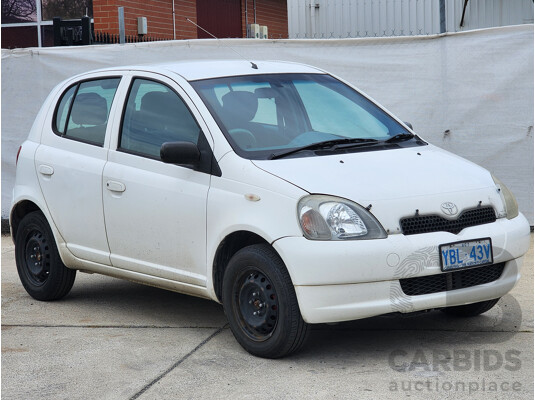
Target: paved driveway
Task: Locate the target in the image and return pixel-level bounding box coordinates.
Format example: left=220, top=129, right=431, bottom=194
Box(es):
left=2, top=234, right=533, bottom=399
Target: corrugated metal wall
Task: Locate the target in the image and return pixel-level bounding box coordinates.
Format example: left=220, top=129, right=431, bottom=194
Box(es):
left=288, top=0, right=534, bottom=38
left=447, top=0, right=534, bottom=32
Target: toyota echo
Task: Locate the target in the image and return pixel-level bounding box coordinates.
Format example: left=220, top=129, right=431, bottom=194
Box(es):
left=11, top=60, right=530, bottom=358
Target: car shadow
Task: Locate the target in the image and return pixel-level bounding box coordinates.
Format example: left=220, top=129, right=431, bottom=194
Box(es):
left=62, top=276, right=522, bottom=355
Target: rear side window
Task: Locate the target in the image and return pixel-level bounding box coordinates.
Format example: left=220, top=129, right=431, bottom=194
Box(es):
left=54, top=86, right=76, bottom=134
left=119, top=78, right=200, bottom=159
left=54, top=78, right=121, bottom=146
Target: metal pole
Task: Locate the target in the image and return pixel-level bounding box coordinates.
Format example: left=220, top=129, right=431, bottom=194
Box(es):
left=309, top=0, right=315, bottom=38
left=460, top=0, right=469, bottom=27
left=172, top=0, right=176, bottom=40
left=253, top=0, right=256, bottom=23
left=439, top=0, right=446, bottom=33
left=118, top=7, right=125, bottom=44
left=81, top=16, right=91, bottom=44
left=36, top=0, right=42, bottom=47
left=245, top=0, right=248, bottom=37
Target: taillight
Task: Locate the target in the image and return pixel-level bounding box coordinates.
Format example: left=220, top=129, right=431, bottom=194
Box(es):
left=16, top=145, right=22, bottom=165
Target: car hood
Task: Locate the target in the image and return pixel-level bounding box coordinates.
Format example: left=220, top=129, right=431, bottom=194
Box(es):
left=252, top=145, right=504, bottom=232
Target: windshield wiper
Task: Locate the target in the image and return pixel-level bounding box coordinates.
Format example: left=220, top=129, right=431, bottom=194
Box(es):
left=384, top=132, right=415, bottom=143
left=268, top=138, right=380, bottom=160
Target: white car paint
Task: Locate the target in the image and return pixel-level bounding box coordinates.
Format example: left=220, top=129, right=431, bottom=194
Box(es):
left=252, top=144, right=507, bottom=233
left=11, top=60, right=531, bottom=325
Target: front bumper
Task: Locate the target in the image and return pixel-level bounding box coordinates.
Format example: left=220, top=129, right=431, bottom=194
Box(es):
left=273, top=213, right=530, bottom=324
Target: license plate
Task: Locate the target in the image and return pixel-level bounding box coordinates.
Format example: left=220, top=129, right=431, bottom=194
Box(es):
left=440, top=238, right=493, bottom=271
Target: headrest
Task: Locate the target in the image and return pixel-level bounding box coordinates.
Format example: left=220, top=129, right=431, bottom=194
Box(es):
left=255, top=87, right=279, bottom=99
left=70, top=92, right=108, bottom=125
left=140, top=91, right=178, bottom=115
left=139, top=91, right=198, bottom=138
left=221, top=91, right=258, bottom=123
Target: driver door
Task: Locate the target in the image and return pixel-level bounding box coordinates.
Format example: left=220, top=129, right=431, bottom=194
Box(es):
left=102, top=74, right=212, bottom=286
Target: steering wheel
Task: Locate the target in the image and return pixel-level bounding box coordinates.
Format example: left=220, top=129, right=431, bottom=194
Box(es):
left=229, top=128, right=257, bottom=149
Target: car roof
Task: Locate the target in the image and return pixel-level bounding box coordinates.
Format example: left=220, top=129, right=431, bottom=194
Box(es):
left=87, top=60, right=325, bottom=81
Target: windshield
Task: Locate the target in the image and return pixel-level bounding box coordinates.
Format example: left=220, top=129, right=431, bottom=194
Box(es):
left=192, top=73, right=419, bottom=160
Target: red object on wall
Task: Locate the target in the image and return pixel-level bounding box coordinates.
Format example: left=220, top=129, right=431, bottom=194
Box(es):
left=196, top=0, right=242, bottom=38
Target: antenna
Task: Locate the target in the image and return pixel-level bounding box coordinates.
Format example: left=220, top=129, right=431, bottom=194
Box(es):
left=186, top=18, right=258, bottom=70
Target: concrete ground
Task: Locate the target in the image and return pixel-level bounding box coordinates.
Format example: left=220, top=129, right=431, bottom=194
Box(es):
left=2, top=234, right=533, bottom=400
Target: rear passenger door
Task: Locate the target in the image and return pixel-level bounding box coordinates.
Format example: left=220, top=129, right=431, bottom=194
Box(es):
left=35, top=76, right=123, bottom=265
left=102, top=74, right=212, bottom=286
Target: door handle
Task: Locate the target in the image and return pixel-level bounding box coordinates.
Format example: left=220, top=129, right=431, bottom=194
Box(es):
left=106, top=180, right=126, bottom=193
left=38, top=165, right=54, bottom=176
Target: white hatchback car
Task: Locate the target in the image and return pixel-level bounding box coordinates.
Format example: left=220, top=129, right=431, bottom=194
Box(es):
left=11, top=60, right=530, bottom=358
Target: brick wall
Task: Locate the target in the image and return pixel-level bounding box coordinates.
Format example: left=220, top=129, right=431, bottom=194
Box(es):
left=94, top=0, right=287, bottom=40
left=241, top=0, right=288, bottom=39
left=93, top=0, right=197, bottom=40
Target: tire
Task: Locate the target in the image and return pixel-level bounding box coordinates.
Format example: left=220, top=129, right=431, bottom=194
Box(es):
left=15, top=211, right=76, bottom=301
left=441, top=298, right=500, bottom=317
left=222, top=244, right=309, bottom=358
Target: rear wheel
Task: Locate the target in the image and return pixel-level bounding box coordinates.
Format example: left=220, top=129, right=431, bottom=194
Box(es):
left=222, top=244, right=309, bottom=358
left=441, top=298, right=500, bottom=317
left=15, top=211, right=76, bottom=301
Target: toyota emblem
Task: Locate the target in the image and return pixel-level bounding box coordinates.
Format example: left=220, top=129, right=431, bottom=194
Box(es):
left=441, top=202, right=458, bottom=216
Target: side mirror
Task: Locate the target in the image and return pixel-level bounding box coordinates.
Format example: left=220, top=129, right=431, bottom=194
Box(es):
left=160, top=141, right=200, bottom=166
left=404, top=122, right=413, bottom=130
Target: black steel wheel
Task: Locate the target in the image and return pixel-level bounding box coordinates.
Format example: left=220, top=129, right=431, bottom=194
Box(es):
left=222, top=244, right=309, bottom=358
left=15, top=211, right=76, bottom=301
left=441, top=298, right=500, bottom=317
left=235, top=269, right=279, bottom=341
left=22, top=229, right=50, bottom=286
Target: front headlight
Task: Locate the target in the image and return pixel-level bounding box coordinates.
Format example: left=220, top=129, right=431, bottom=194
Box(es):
left=297, top=195, right=387, bottom=240
left=492, top=175, right=519, bottom=220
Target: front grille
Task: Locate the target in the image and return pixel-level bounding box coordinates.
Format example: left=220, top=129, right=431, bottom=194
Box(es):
left=400, top=206, right=496, bottom=235
left=399, top=263, right=505, bottom=296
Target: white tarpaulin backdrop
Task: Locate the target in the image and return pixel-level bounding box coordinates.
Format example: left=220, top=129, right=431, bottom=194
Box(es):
left=2, top=25, right=533, bottom=223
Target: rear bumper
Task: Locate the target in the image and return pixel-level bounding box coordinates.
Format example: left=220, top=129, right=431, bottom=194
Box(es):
left=273, top=213, right=530, bottom=324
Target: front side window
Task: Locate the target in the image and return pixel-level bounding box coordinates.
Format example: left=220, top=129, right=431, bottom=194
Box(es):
left=192, top=73, right=420, bottom=160
left=119, top=79, right=201, bottom=159
left=54, top=78, right=120, bottom=146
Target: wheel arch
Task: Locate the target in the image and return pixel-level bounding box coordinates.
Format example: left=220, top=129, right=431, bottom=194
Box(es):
left=212, top=230, right=273, bottom=302
left=10, top=200, right=42, bottom=239
left=11, top=196, right=72, bottom=270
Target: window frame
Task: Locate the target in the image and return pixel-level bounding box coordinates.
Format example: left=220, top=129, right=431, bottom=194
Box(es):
left=52, top=76, right=121, bottom=147
left=117, top=76, right=202, bottom=161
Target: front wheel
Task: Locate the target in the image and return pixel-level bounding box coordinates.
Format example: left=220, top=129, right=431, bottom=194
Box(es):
left=15, top=211, right=76, bottom=301
left=222, top=244, right=309, bottom=358
left=441, top=298, right=500, bottom=317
